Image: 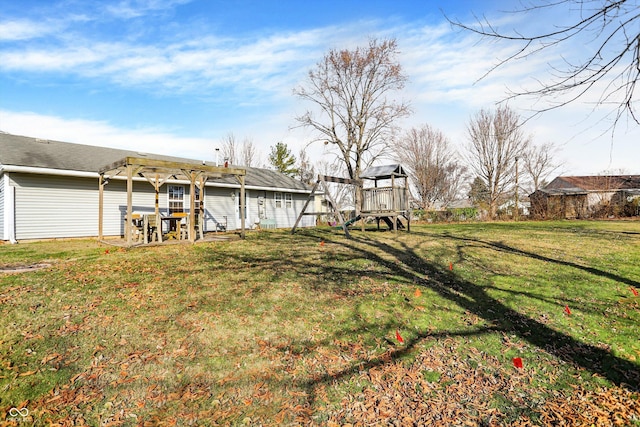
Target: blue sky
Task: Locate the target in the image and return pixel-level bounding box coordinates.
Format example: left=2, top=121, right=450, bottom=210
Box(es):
left=1, top=0, right=638, bottom=176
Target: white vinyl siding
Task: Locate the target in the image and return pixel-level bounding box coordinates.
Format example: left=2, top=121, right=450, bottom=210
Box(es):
left=265, top=191, right=314, bottom=229
left=13, top=173, right=98, bottom=239
left=12, top=173, right=161, bottom=239
left=202, top=187, right=235, bottom=231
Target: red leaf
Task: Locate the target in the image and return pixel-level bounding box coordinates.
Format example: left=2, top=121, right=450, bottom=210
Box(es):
left=512, top=357, right=523, bottom=369
left=395, top=330, right=404, bottom=343
left=449, top=262, right=453, bottom=271
left=564, top=305, right=571, bottom=315
left=319, top=241, right=325, bottom=247
left=630, top=287, right=639, bottom=297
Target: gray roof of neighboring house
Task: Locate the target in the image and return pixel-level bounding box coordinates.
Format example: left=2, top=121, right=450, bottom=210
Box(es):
left=541, top=175, right=640, bottom=194
left=0, top=133, right=311, bottom=192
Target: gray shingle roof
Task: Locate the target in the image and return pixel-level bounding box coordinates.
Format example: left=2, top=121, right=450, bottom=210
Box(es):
left=360, top=164, right=407, bottom=180
left=543, top=175, right=640, bottom=193
left=0, top=132, right=311, bottom=192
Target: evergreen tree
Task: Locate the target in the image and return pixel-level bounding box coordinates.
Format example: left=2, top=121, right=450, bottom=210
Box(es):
left=269, top=142, right=298, bottom=177
left=468, top=176, right=490, bottom=209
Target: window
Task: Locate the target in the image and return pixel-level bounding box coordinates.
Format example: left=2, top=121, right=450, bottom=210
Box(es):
left=275, top=192, right=292, bottom=209
left=168, top=185, right=184, bottom=214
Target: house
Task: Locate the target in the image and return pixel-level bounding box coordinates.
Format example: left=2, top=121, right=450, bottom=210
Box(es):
left=529, top=175, right=640, bottom=219
left=0, top=133, right=316, bottom=242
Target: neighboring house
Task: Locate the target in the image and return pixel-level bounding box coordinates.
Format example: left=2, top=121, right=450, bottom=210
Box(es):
left=0, top=133, right=315, bottom=242
left=529, top=175, right=640, bottom=219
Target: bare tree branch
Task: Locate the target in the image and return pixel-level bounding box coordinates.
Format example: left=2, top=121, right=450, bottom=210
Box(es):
left=522, top=141, right=564, bottom=192
left=447, top=0, right=640, bottom=128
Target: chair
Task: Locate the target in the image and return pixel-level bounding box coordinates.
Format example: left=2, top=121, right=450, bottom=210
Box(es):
left=145, top=214, right=161, bottom=243
left=127, top=213, right=144, bottom=243
left=216, top=216, right=227, bottom=232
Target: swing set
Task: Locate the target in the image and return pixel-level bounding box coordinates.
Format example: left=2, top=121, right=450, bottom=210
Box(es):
left=291, top=164, right=411, bottom=238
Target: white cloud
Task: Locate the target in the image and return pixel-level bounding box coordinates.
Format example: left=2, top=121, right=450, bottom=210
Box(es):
left=105, top=0, right=194, bottom=19
left=0, top=110, right=215, bottom=161
left=0, top=19, right=59, bottom=41
left=0, top=26, right=330, bottom=102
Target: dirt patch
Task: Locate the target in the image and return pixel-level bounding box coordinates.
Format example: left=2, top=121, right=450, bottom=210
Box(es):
left=0, top=263, right=52, bottom=274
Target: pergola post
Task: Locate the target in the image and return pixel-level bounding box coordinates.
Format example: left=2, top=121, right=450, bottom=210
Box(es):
left=239, top=175, right=246, bottom=239
left=198, top=176, right=206, bottom=239
left=189, top=172, right=196, bottom=242
left=126, top=164, right=133, bottom=246
left=98, top=174, right=105, bottom=241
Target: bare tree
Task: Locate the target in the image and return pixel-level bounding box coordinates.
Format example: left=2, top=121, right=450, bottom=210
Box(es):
left=522, top=142, right=562, bottom=193
left=448, top=1, right=640, bottom=127
left=464, top=105, right=530, bottom=219
left=222, top=133, right=262, bottom=167
left=294, top=38, right=411, bottom=215
left=297, top=148, right=315, bottom=184
left=396, top=124, right=467, bottom=209
left=240, top=137, right=261, bottom=167
left=221, top=132, right=238, bottom=165
left=441, top=161, right=469, bottom=208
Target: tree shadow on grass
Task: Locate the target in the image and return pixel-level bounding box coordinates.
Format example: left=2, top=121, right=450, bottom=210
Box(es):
left=434, top=230, right=640, bottom=288
left=200, top=229, right=639, bottom=423
left=291, top=230, right=640, bottom=418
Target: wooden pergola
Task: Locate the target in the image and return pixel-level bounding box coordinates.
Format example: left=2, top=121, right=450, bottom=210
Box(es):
left=98, top=157, right=246, bottom=246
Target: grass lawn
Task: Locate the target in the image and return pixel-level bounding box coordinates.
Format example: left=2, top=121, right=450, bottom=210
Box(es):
left=1, top=220, right=639, bottom=426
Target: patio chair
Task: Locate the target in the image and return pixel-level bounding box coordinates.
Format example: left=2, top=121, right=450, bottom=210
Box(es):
left=127, top=213, right=144, bottom=243
left=146, top=214, right=161, bottom=243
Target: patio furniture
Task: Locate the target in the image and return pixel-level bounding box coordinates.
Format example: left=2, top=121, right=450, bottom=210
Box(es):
left=145, top=214, right=162, bottom=243
left=126, top=213, right=144, bottom=243
left=160, top=215, right=188, bottom=240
